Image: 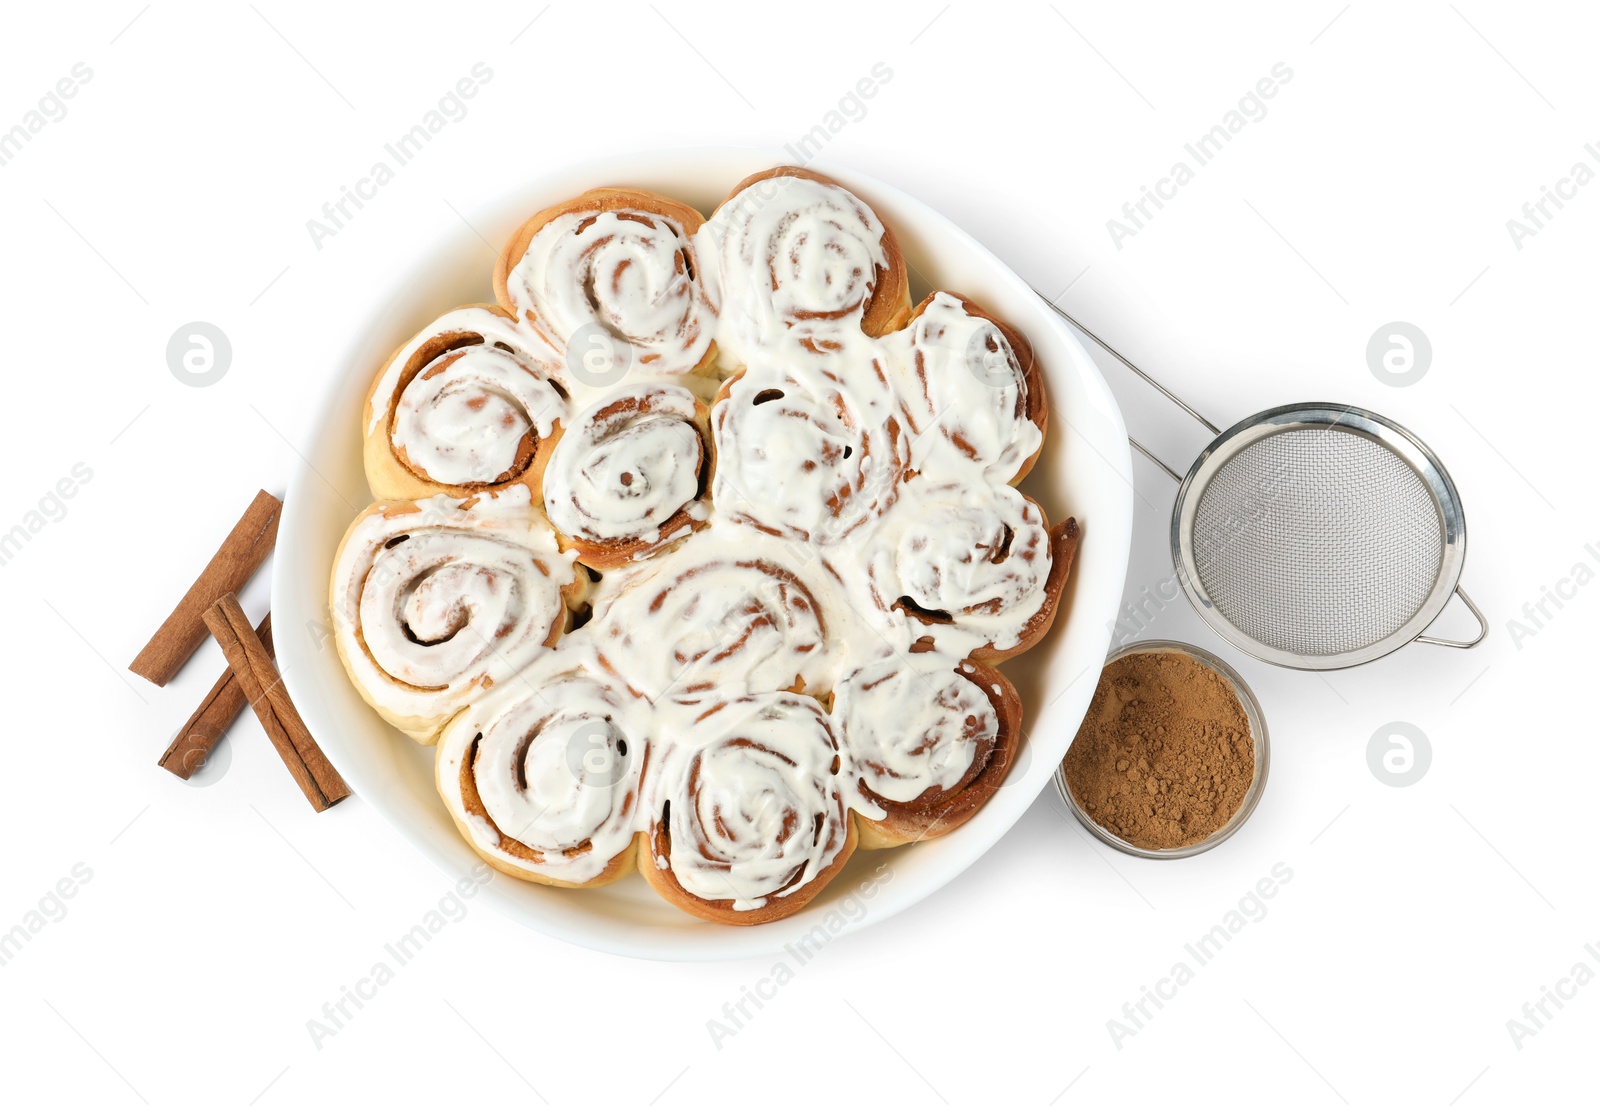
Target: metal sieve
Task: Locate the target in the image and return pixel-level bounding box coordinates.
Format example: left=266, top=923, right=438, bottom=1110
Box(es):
left=1038, top=298, right=1487, bottom=670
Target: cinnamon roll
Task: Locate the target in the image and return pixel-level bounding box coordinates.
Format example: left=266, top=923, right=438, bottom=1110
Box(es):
left=698, top=166, right=911, bottom=364
left=540, top=383, right=712, bottom=569
left=494, top=187, right=717, bottom=381
left=436, top=657, right=644, bottom=887
left=886, top=291, right=1048, bottom=484
left=328, top=489, right=582, bottom=742
left=589, top=536, right=833, bottom=704
left=710, top=363, right=906, bottom=543
left=363, top=305, right=568, bottom=501
left=862, top=481, right=1079, bottom=661
left=835, top=650, right=1023, bottom=848
left=639, top=692, right=856, bottom=925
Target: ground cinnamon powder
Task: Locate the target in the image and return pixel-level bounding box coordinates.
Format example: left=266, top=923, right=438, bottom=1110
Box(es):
left=1062, top=650, right=1254, bottom=850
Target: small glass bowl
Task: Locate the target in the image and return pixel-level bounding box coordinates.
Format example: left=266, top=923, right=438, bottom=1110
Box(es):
left=1053, top=639, right=1270, bottom=859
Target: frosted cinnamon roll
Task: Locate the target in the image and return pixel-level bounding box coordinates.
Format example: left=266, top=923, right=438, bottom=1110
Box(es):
left=541, top=383, right=712, bottom=569
left=862, top=481, right=1079, bottom=661
left=639, top=692, right=856, bottom=924
left=327, top=489, right=582, bottom=742
left=363, top=305, right=568, bottom=501
left=886, top=292, right=1047, bottom=484
left=711, top=364, right=906, bottom=543
left=494, top=188, right=716, bottom=381
left=590, top=536, right=833, bottom=703
left=698, top=166, right=911, bottom=364
left=436, top=657, right=645, bottom=887
left=835, top=650, right=1023, bottom=848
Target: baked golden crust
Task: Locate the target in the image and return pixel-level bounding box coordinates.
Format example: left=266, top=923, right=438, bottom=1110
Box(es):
left=438, top=740, right=641, bottom=889
left=362, top=303, right=564, bottom=502
left=853, top=659, right=1025, bottom=849
left=902, top=290, right=1049, bottom=484
left=538, top=386, right=714, bottom=570
left=971, top=515, right=1081, bottom=663
left=638, top=804, right=860, bottom=927
left=327, top=495, right=583, bottom=744
left=493, top=186, right=719, bottom=377
left=714, top=165, right=912, bottom=340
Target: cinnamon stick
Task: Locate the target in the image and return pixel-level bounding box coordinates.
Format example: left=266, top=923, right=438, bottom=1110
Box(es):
left=131, top=490, right=281, bottom=686
left=157, top=613, right=273, bottom=780
left=203, top=595, right=349, bottom=811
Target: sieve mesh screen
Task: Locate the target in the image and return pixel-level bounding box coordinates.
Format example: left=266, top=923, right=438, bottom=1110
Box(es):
left=1189, top=427, right=1444, bottom=657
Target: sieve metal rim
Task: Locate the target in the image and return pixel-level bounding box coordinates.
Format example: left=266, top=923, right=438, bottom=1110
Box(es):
left=1053, top=639, right=1270, bottom=859
left=1169, top=402, right=1468, bottom=671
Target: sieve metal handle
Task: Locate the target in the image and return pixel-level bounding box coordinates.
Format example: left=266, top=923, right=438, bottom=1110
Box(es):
left=1035, top=287, right=1490, bottom=662
left=1033, top=291, right=1220, bottom=482
left=1130, top=439, right=1183, bottom=483
left=1413, top=585, right=1489, bottom=649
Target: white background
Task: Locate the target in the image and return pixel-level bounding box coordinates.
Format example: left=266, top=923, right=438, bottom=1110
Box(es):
left=2, top=2, right=1596, bottom=1106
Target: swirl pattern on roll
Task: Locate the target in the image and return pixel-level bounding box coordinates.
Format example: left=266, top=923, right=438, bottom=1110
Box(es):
left=835, top=649, right=999, bottom=810
left=394, top=349, right=561, bottom=486
left=542, top=383, right=711, bottom=566
left=699, top=169, right=908, bottom=364
left=590, top=535, right=832, bottom=703
left=862, top=481, right=1058, bottom=656
left=711, top=363, right=906, bottom=543
left=885, top=292, right=1045, bottom=484
left=329, top=489, right=578, bottom=740
left=499, top=189, right=715, bottom=379
left=437, top=659, right=643, bottom=886
left=365, top=306, right=568, bottom=500
left=645, top=692, right=851, bottom=912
